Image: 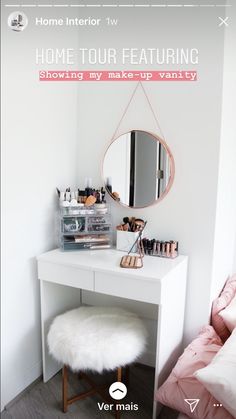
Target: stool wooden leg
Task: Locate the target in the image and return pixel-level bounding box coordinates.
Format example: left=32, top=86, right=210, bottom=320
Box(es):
left=117, top=367, right=122, bottom=382
left=115, top=409, right=121, bottom=419
left=125, top=366, right=129, bottom=388
left=115, top=367, right=123, bottom=419
left=62, top=365, right=68, bottom=413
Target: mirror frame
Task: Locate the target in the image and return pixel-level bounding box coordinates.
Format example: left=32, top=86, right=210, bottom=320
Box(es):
left=102, top=129, right=175, bottom=209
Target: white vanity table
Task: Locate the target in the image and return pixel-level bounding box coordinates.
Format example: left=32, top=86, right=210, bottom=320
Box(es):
left=37, top=248, right=188, bottom=419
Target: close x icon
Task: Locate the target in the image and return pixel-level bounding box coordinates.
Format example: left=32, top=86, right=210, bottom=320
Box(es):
left=218, top=16, right=229, bottom=27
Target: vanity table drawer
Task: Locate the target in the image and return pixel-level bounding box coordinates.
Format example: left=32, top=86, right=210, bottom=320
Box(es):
left=38, top=261, right=94, bottom=291
left=94, top=272, right=161, bottom=304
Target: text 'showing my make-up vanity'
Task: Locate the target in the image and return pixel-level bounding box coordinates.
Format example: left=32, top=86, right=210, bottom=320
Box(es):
left=37, top=248, right=188, bottom=419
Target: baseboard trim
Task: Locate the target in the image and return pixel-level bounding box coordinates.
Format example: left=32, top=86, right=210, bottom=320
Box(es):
left=140, top=349, right=156, bottom=368
left=2, top=375, right=42, bottom=412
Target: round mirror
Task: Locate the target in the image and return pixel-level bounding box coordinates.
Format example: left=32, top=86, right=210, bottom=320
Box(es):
left=103, top=130, right=174, bottom=208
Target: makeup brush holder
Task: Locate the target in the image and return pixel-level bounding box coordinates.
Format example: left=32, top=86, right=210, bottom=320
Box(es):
left=116, top=231, right=140, bottom=253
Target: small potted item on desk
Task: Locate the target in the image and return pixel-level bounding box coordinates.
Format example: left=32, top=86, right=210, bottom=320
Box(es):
left=119, top=221, right=147, bottom=269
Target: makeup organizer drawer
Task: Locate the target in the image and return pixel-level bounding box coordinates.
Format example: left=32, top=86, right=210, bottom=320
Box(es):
left=59, top=207, right=112, bottom=251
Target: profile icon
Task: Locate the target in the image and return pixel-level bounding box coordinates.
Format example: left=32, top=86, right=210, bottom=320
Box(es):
left=8, top=11, right=28, bottom=32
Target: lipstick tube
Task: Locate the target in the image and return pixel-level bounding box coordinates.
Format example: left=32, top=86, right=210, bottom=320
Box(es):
left=170, top=241, right=178, bottom=258
left=166, top=242, right=170, bottom=257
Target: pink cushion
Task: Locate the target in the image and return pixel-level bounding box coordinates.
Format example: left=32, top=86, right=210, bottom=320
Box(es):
left=155, top=326, right=233, bottom=419
left=211, top=274, right=236, bottom=342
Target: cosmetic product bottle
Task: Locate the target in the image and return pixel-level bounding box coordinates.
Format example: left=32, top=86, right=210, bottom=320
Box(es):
left=79, top=191, right=86, bottom=204
left=70, top=191, right=78, bottom=207
left=170, top=241, right=178, bottom=258
left=142, top=238, right=147, bottom=254
left=106, top=177, right=112, bottom=193
left=59, top=191, right=65, bottom=206
left=101, top=187, right=106, bottom=203
left=149, top=239, right=153, bottom=255
left=152, top=240, right=157, bottom=255
left=85, top=178, right=93, bottom=197
left=85, top=188, right=92, bottom=197
left=147, top=240, right=152, bottom=255
left=166, top=242, right=170, bottom=258
left=65, top=191, right=71, bottom=202
left=95, top=190, right=101, bottom=203
left=160, top=242, right=165, bottom=257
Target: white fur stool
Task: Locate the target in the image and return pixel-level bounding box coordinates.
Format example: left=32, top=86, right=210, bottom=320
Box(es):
left=48, top=306, right=147, bottom=415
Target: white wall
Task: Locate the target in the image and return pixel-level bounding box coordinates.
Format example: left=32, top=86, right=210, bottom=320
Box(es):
left=75, top=4, right=225, bottom=346
left=1, top=6, right=79, bottom=410
left=210, top=1, right=236, bottom=299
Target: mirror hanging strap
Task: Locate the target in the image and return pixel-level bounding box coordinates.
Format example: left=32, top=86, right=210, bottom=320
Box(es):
left=110, top=81, right=166, bottom=143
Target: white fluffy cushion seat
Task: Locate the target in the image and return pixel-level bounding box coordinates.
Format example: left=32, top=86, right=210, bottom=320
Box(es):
left=48, top=306, right=147, bottom=373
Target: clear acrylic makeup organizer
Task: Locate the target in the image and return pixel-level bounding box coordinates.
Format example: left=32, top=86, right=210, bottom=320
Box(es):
left=59, top=205, right=112, bottom=251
